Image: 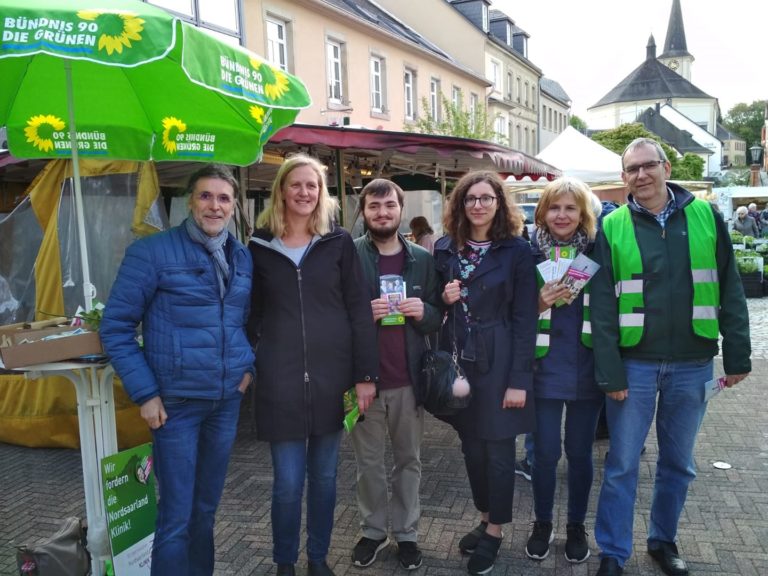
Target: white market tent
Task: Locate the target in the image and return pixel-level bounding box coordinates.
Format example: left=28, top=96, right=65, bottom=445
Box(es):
left=506, top=126, right=625, bottom=202
left=535, top=126, right=623, bottom=183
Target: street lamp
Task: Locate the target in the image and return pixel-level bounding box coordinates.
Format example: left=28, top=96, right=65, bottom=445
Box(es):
left=749, top=143, right=762, bottom=187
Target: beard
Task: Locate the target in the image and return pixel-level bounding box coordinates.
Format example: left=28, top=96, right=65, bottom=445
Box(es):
left=365, top=218, right=400, bottom=241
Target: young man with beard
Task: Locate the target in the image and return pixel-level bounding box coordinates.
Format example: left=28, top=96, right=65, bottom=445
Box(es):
left=351, top=179, right=442, bottom=570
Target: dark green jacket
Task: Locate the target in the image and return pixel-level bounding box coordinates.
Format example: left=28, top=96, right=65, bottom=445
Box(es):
left=354, top=232, right=443, bottom=391
left=591, top=183, right=751, bottom=392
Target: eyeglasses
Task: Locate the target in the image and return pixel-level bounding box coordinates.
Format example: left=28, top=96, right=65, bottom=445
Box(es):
left=623, top=160, right=665, bottom=176
left=464, top=195, right=497, bottom=208
left=195, top=191, right=234, bottom=205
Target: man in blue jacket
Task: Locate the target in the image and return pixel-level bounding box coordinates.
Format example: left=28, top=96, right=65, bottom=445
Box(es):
left=100, top=164, right=255, bottom=576
left=590, top=139, right=751, bottom=576
left=351, top=179, right=441, bottom=571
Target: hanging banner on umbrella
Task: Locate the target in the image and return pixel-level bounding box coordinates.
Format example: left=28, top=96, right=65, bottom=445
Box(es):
left=101, top=442, right=156, bottom=575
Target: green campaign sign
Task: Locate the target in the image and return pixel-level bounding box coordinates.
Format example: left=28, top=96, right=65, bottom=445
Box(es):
left=101, top=443, right=156, bottom=575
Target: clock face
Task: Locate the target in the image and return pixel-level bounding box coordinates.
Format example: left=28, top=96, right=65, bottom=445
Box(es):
left=669, top=59, right=679, bottom=70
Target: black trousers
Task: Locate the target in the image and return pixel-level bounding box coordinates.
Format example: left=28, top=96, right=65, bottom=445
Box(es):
left=459, top=435, right=517, bottom=525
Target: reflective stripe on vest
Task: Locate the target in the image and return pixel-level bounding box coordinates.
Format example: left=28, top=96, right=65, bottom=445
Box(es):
left=601, top=199, right=719, bottom=347
left=535, top=284, right=592, bottom=359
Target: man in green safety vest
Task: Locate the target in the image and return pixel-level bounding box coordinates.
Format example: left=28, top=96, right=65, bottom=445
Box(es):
left=589, top=138, right=752, bottom=576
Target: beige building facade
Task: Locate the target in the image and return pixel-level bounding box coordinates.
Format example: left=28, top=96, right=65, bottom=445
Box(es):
left=242, top=0, right=489, bottom=130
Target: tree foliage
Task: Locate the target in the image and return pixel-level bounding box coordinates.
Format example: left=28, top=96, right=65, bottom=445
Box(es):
left=723, top=100, right=766, bottom=153
left=405, top=95, right=502, bottom=143
left=569, top=115, right=587, bottom=133
left=591, top=123, right=703, bottom=179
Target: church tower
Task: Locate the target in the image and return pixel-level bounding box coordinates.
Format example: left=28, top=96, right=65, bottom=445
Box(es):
left=658, top=0, right=694, bottom=81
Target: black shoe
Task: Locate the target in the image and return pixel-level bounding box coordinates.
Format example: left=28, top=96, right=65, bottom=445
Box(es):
left=308, top=561, right=336, bottom=576
left=525, top=521, right=553, bottom=560
left=459, top=521, right=487, bottom=555
left=276, top=565, right=295, bottom=576
left=351, top=536, right=389, bottom=567
left=514, top=458, right=532, bottom=481
left=648, top=541, right=689, bottom=576
left=564, top=522, right=590, bottom=563
left=397, top=541, right=423, bottom=570
left=595, top=557, right=623, bottom=576
left=467, top=532, right=502, bottom=575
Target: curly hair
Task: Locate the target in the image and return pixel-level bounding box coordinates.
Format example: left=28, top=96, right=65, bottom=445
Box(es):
left=256, top=153, right=339, bottom=237
left=443, top=170, right=522, bottom=247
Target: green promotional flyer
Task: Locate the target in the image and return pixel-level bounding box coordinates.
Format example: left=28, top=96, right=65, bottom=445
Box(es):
left=101, top=443, right=156, bottom=575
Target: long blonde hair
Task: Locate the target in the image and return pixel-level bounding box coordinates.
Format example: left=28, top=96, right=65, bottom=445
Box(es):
left=256, top=153, right=339, bottom=236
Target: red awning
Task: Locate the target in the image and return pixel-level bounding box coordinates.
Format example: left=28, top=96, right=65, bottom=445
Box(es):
left=267, top=124, right=560, bottom=181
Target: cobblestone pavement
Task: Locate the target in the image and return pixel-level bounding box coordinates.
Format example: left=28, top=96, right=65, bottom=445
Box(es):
left=2, top=299, right=767, bottom=575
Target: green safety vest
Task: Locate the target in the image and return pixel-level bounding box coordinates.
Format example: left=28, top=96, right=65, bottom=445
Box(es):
left=601, top=199, right=720, bottom=347
left=535, top=280, right=592, bottom=359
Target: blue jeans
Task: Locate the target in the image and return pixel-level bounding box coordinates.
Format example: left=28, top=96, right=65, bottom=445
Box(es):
left=532, top=398, right=603, bottom=523
left=150, top=395, right=242, bottom=576
left=270, top=431, right=343, bottom=564
left=595, top=358, right=712, bottom=565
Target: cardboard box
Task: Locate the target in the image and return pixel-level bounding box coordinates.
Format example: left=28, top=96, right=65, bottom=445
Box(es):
left=0, top=325, right=103, bottom=369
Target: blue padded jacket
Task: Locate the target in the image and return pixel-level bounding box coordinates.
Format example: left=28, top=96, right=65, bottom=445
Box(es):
left=100, top=223, right=255, bottom=405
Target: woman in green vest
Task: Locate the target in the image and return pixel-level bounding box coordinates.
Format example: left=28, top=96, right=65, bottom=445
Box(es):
left=524, top=177, right=604, bottom=565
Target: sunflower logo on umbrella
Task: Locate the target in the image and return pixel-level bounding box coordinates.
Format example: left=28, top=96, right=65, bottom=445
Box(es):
left=24, top=114, right=66, bottom=153
left=249, top=58, right=290, bottom=101
left=161, top=117, right=187, bottom=154
left=77, top=9, right=146, bottom=55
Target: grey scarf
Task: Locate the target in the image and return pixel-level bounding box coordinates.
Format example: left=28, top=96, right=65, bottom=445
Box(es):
left=184, top=217, right=230, bottom=298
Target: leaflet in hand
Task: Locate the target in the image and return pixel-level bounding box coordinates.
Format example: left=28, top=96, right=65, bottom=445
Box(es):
left=555, top=253, right=601, bottom=306
left=536, top=246, right=575, bottom=283
left=704, top=376, right=727, bottom=402
left=380, top=274, right=406, bottom=326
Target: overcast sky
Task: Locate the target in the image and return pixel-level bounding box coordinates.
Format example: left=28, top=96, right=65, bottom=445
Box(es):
left=493, top=0, right=767, bottom=120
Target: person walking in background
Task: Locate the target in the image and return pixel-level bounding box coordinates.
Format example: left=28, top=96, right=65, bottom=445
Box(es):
left=435, top=171, right=538, bottom=575
left=351, top=179, right=442, bottom=570
left=747, top=202, right=762, bottom=235
left=100, top=164, right=255, bottom=576
left=591, top=138, right=751, bottom=576
left=248, top=154, right=379, bottom=576
left=524, top=177, right=604, bottom=565
left=731, top=205, right=759, bottom=237
left=409, top=215, right=436, bottom=254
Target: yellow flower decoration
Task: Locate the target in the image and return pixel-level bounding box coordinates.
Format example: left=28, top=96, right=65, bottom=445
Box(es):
left=249, top=57, right=290, bottom=101
left=78, top=10, right=145, bottom=56
left=249, top=106, right=265, bottom=124
left=161, top=117, right=187, bottom=154
left=24, top=114, right=65, bottom=153
left=264, top=71, right=290, bottom=100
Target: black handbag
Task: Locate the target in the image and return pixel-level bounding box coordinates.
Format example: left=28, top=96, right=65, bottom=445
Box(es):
left=418, top=334, right=472, bottom=417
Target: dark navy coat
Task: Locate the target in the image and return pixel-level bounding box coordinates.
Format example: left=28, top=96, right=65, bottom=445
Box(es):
left=531, top=242, right=603, bottom=401
left=434, top=235, right=538, bottom=440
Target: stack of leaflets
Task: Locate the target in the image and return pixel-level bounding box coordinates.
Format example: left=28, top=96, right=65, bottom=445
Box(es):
left=380, top=274, right=406, bottom=325
left=536, top=246, right=600, bottom=306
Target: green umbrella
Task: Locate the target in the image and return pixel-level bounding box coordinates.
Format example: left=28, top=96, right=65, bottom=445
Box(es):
left=0, top=0, right=311, bottom=310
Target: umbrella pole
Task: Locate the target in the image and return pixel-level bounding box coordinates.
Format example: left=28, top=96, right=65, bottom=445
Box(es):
left=65, top=61, right=94, bottom=313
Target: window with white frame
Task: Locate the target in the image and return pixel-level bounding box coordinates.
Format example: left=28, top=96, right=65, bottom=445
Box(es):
left=531, top=86, right=536, bottom=110
left=494, top=116, right=506, bottom=144
left=326, top=39, right=344, bottom=102
left=404, top=68, right=415, bottom=121
left=490, top=60, right=501, bottom=92
left=370, top=56, right=385, bottom=112
left=506, top=71, right=513, bottom=100
left=469, top=92, right=478, bottom=130
left=542, top=105, right=547, bottom=129
left=524, top=127, right=529, bottom=153
left=525, top=82, right=529, bottom=107
left=266, top=17, right=288, bottom=71
left=516, top=77, right=521, bottom=103
left=148, top=0, right=241, bottom=43
left=430, top=78, right=441, bottom=121
left=481, top=2, right=489, bottom=32
left=516, top=125, right=521, bottom=149
left=452, top=86, right=462, bottom=109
